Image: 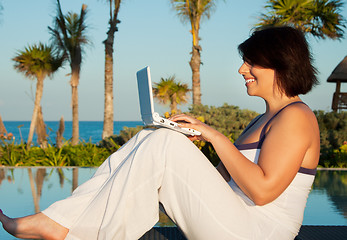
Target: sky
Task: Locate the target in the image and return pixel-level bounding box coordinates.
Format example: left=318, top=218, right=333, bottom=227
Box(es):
left=0, top=0, right=346, bottom=121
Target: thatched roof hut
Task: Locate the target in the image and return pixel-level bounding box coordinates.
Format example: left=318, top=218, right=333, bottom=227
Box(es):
left=327, top=56, right=347, bottom=83
left=327, top=56, right=347, bottom=112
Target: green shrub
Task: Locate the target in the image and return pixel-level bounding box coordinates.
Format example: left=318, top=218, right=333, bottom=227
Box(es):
left=0, top=141, right=114, bottom=167
left=1, top=107, right=346, bottom=168
left=315, top=111, right=347, bottom=167
left=99, top=125, right=145, bottom=149
left=315, top=110, right=346, bottom=149
left=62, top=142, right=112, bottom=167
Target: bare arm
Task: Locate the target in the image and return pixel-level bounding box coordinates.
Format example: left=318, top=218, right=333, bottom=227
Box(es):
left=170, top=106, right=318, bottom=205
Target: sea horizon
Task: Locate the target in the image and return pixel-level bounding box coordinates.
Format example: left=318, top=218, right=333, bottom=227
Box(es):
left=2, top=120, right=144, bottom=145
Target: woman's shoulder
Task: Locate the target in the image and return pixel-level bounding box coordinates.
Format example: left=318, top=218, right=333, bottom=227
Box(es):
left=263, top=102, right=320, bottom=166
left=271, top=102, right=319, bottom=136
left=278, top=102, right=316, bottom=122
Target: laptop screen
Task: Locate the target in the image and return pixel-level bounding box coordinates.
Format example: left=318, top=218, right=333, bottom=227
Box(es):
left=136, top=66, right=155, bottom=124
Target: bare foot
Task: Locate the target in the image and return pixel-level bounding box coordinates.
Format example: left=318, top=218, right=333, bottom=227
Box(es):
left=0, top=209, right=68, bottom=240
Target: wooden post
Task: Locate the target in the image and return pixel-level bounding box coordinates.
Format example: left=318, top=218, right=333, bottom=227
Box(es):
left=332, top=81, right=341, bottom=112
left=0, top=115, right=8, bottom=136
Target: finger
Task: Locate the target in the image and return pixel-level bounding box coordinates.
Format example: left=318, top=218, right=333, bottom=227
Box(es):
left=177, top=122, right=195, bottom=129
left=187, top=135, right=199, bottom=141
left=169, top=114, right=187, bottom=119
left=170, top=115, right=192, bottom=123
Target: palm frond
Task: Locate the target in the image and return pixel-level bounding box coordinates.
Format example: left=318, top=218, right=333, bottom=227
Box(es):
left=153, top=76, right=191, bottom=110
left=256, top=0, right=346, bottom=39
left=48, top=0, right=90, bottom=67
left=12, top=43, right=62, bottom=80
left=170, top=0, right=219, bottom=23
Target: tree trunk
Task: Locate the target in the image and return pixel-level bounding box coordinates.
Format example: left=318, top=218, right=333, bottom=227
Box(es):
left=102, top=1, right=121, bottom=140
left=102, top=32, right=114, bottom=140
left=56, top=116, right=65, bottom=148
left=0, top=115, right=8, bottom=136
left=27, top=77, right=45, bottom=148
left=190, top=45, right=201, bottom=105
left=170, top=93, right=177, bottom=113
left=70, top=71, right=79, bottom=146
left=190, top=16, right=202, bottom=105
left=36, top=106, right=47, bottom=149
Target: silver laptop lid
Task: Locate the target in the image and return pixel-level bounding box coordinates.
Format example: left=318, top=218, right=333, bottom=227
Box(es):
left=136, top=66, right=155, bottom=125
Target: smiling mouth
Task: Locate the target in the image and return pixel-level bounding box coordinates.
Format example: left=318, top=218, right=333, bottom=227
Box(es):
left=245, top=79, right=255, bottom=84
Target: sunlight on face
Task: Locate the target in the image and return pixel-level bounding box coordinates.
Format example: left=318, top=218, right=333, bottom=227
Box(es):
left=238, top=62, right=276, bottom=98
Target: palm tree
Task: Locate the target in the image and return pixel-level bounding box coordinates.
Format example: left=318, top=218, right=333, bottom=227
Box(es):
left=12, top=43, right=62, bottom=148
left=256, top=0, right=346, bottom=39
left=153, top=76, right=191, bottom=113
left=170, top=0, right=221, bottom=105
left=48, top=0, right=90, bottom=145
left=102, top=0, right=122, bottom=140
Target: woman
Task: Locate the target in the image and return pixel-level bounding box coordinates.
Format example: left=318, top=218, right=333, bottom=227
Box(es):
left=0, top=26, right=320, bottom=240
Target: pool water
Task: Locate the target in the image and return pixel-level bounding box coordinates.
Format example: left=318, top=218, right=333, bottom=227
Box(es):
left=0, top=168, right=346, bottom=239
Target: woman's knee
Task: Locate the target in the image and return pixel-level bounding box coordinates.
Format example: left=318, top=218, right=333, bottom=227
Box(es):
left=150, top=128, right=190, bottom=143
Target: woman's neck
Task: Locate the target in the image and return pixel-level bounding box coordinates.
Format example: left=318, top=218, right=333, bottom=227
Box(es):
left=264, top=96, right=302, bottom=115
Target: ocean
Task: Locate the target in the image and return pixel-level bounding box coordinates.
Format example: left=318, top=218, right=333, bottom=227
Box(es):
left=2, top=121, right=143, bottom=145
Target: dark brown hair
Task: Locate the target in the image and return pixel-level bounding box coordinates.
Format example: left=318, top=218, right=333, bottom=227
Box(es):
left=238, top=26, right=319, bottom=97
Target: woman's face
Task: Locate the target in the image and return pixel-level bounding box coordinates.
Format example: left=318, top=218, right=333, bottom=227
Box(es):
left=238, top=61, right=276, bottom=98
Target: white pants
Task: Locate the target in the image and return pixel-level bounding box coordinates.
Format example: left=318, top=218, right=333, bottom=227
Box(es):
left=42, top=129, right=291, bottom=240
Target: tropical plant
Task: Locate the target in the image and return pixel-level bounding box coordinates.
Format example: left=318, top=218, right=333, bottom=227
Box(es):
left=0, top=136, right=18, bottom=166
left=256, top=0, right=346, bottom=39
left=153, top=76, right=191, bottom=113
left=42, top=145, right=68, bottom=167
left=315, top=110, right=347, bottom=167
left=61, top=142, right=112, bottom=166
left=0, top=141, right=114, bottom=167
left=101, top=0, right=123, bottom=140
left=12, top=43, right=62, bottom=148
left=315, top=110, right=346, bottom=149
left=170, top=0, right=222, bottom=105
left=1, top=108, right=346, bottom=168
left=48, top=0, right=90, bottom=145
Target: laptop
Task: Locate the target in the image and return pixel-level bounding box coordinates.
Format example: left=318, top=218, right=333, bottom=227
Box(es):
left=136, top=66, right=201, bottom=136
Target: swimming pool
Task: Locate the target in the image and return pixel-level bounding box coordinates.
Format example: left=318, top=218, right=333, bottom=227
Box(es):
left=0, top=168, right=346, bottom=239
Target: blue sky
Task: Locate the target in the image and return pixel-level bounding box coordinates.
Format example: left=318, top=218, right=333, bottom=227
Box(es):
left=0, top=0, right=346, bottom=121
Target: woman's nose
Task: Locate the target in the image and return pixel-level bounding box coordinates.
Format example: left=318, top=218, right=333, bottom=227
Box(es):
left=238, top=62, right=249, bottom=75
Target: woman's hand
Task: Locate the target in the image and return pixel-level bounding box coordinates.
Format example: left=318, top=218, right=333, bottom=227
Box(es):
left=169, top=114, right=220, bottom=142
